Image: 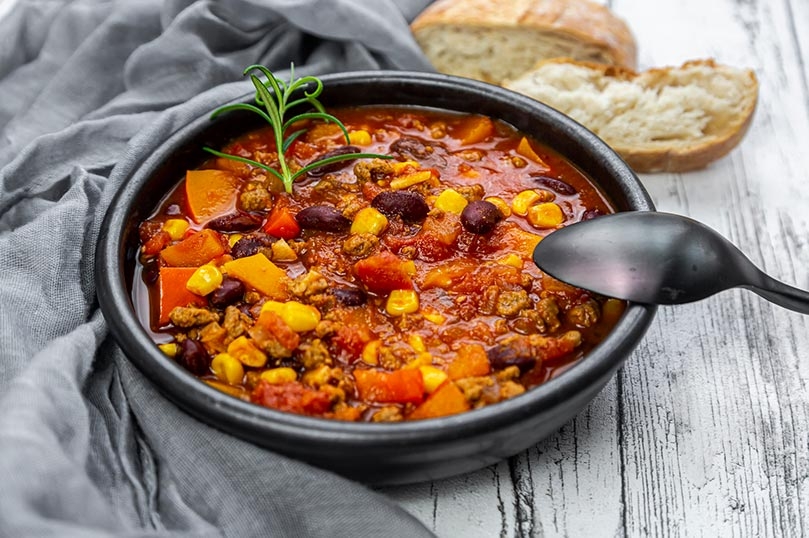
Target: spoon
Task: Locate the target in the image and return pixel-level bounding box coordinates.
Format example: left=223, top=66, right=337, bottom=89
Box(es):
left=532, top=211, right=809, bottom=313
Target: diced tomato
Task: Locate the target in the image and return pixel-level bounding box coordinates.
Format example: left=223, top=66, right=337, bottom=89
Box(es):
left=354, top=369, right=424, bottom=404
left=263, top=205, right=300, bottom=239
left=354, top=252, right=413, bottom=295
left=142, top=231, right=171, bottom=256
left=251, top=381, right=333, bottom=416
left=333, top=324, right=373, bottom=359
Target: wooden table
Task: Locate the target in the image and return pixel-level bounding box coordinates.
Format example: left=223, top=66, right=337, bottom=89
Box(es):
left=386, top=0, right=809, bottom=535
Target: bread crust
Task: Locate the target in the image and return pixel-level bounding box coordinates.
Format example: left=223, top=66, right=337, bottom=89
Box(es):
left=411, top=0, right=637, bottom=70
left=505, top=58, right=759, bottom=173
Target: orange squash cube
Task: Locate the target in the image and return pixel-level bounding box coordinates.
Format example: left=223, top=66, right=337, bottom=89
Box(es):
left=185, top=169, right=239, bottom=223
left=222, top=253, right=289, bottom=299
left=160, top=229, right=226, bottom=267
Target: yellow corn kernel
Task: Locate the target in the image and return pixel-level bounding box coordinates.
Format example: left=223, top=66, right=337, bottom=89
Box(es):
left=390, top=170, right=433, bottom=190
left=392, top=160, right=419, bottom=174
left=350, top=207, right=389, bottom=236
left=511, top=190, right=542, bottom=216
left=401, top=260, right=416, bottom=276
left=527, top=202, right=565, bottom=229
left=205, top=380, right=246, bottom=398
left=386, top=290, right=419, bottom=316
left=348, top=129, right=372, bottom=146
left=271, top=239, right=298, bottom=262
left=419, top=365, right=448, bottom=393
left=211, top=353, right=245, bottom=385
left=422, top=309, right=446, bottom=325
left=434, top=188, right=468, bottom=214
left=497, top=254, right=524, bottom=269
left=260, top=300, right=321, bottom=332
left=260, top=367, right=298, bottom=385
left=227, top=336, right=268, bottom=368
left=186, top=264, right=224, bottom=296
left=158, top=343, right=179, bottom=358
left=602, top=298, right=626, bottom=325
left=484, top=196, right=512, bottom=218
left=405, top=351, right=433, bottom=370
left=408, top=333, right=426, bottom=353
left=362, top=340, right=382, bottom=365
left=302, top=365, right=331, bottom=387
left=228, top=233, right=243, bottom=248
left=163, top=219, right=190, bottom=241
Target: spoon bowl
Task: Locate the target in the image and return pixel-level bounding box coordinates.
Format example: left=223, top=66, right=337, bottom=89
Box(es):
left=533, top=211, right=809, bottom=313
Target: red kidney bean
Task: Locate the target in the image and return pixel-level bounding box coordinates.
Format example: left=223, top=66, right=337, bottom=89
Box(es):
left=461, top=200, right=502, bottom=234
left=209, top=278, right=245, bottom=308
left=178, top=339, right=209, bottom=375
left=307, top=146, right=360, bottom=177
left=141, top=259, right=160, bottom=286
left=390, top=136, right=448, bottom=167
left=231, top=234, right=275, bottom=258
left=371, top=191, right=429, bottom=222
left=332, top=286, right=367, bottom=306
left=531, top=174, right=577, bottom=195
left=295, top=205, right=351, bottom=232
left=207, top=212, right=262, bottom=232
left=486, top=344, right=536, bottom=372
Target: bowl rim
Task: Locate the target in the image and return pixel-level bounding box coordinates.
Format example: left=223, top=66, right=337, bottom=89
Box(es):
left=96, top=70, right=656, bottom=449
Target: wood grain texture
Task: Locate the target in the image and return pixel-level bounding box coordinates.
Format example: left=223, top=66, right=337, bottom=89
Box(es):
left=386, top=0, right=809, bottom=535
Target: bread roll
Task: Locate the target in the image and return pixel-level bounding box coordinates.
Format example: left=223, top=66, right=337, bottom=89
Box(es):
left=411, top=0, right=637, bottom=85
left=504, top=58, right=759, bottom=173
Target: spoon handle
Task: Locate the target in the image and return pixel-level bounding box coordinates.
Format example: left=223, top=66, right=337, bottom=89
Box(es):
left=746, top=273, right=809, bottom=314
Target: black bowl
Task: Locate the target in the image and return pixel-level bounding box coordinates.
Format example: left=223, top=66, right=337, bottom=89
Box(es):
left=96, top=71, right=656, bottom=485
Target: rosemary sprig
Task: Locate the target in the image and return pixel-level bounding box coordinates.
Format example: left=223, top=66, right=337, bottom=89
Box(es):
left=204, top=64, right=390, bottom=194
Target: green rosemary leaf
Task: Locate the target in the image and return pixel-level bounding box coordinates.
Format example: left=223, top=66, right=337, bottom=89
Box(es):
left=202, top=147, right=285, bottom=182
left=282, top=129, right=307, bottom=153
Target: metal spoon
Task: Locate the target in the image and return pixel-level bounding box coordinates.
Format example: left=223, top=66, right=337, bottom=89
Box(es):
left=532, top=211, right=809, bottom=313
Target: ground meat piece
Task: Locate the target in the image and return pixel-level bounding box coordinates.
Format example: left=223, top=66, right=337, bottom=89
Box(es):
left=342, top=233, right=379, bottom=258
left=291, top=269, right=329, bottom=298
left=199, top=322, right=228, bottom=354
left=254, top=150, right=277, bottom=166
left=566, top=299, right=600, bottom=328
left=378, top=347, right=403, bottom=370
left=353, top=159, right=394, bottom=183
left=479, top=285, right=500, bottom=315
left=495, top=365, right=521, bottom=382
left=455, top=184, right=485, bottom=202
left=496, top=290, right=531, bottom=318
left=223, top=306, right=252, bottom=340
left=456, top=376, right=494, bottom=403
left=456, top=149, right=484, bottom=162
left=169, top=307, right=220, bottom=328
left=298, top=339, right=333, bottom=370
left=499, top=380, right=526, bottom=400
left=430, top=121, right=447, bottom=139
left=536, top=297, right=561, bottom=332
left=319, top=384, right=346, bottom=404
left=307, top=293, right=337, bottom=311
left=314, top=320, right=339, bottom=339
left=239, top=182, right=272, bottom=211
left=244, top=291, right=261, bottom=304
left=371, top=406, right=404, bottom=422
left=249, top=312, right=299, bottom=359
left=336, top=194, right=367, bottom=219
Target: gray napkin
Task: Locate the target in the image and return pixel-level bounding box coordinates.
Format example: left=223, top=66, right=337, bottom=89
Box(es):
left=0, top=0, right=438, bottom=536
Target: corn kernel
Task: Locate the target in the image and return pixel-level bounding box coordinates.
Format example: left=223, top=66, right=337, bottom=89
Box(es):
left=434, top=188, right=468, bottom=214
left=260, top=300, right=321, bottom=332
left=163, top=219, right=190, bottom=241
left=271, top=239, right=298, bottom=262
left=392, top=160, right=419, bottom=174
left=419, top=365, right=448, bottom=393
left=602, top=298, right=625, bottom=325
left=511, top=190, right=542, bottom=216
left=408, top=334, right=426, bottom=353
left=186, top=264, right=223, bottom=296
left=390, top=170, right=432, bottom=190
left=350, top=207, right=388, bottom=236
left=227, top=336, right=267, bottom=368
left=158, top=343, right=179, bottom=358
left=484, top=196, right=512, bottom=218
left=211, top=353, right=244, bottom=385
left=205, top=380, right=246, bottom=398
left=527, top=202, right=565, bottom=229
left=348, top=129, right=372, bottom=146
left=362, top=340, right=382, bottom=365
left=260, top=367, right=298, bottom=385
left=386, top=289, right=419, bottom=316
left=422, top=310, right=446, bottom=325
left=228, top=233, right=243, bottom=248
left=497, top=254, right=524, bottom=269
left=302, top=365, right=331, bottom=387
